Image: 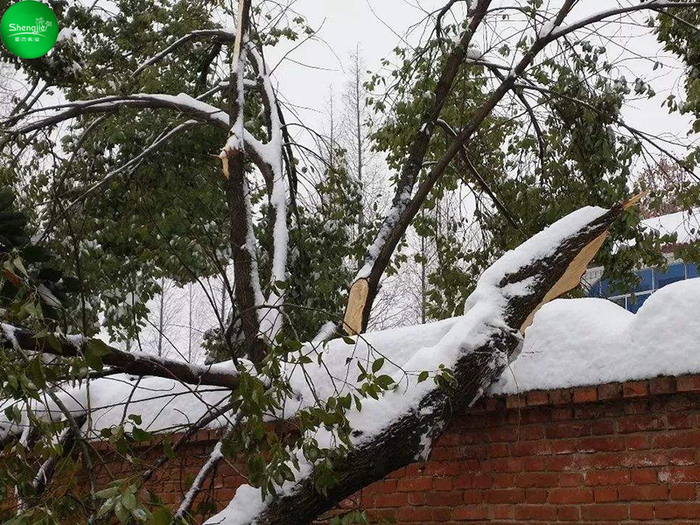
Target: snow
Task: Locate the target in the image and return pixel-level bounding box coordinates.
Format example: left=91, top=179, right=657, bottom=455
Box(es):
left=537, top=19, right=556, bottom=39
left=0, top=373, right=232, bottom=440
left=56, top=28, right=75, bottom=43
left=641, top=209, right=699, bottom=245
left=465, top=206, right=606, bottom=315
left=492, top=279, right=700, bottom=395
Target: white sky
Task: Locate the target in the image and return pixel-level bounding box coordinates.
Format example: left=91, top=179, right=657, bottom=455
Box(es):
left=263, top=0, right=696, bottom=164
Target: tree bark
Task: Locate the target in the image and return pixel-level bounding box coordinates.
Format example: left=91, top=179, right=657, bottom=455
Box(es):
left=233, top=199, right=634, bottom=525
left=0, top=326, right=241, bottom=389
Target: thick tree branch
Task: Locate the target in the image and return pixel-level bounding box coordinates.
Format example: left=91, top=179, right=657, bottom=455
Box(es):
left=211, top=198, right=638, bottom=525
left=0, top=324, right=242, bottom=389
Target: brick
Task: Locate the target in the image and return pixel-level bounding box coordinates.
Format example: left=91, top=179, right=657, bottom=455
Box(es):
left=594, top=487, right=618, bottom=502
left=510, top=440, right=550, bottom=457
left=655, top=502, right=700, bottom=519
left=618, top=484, right=668, bottom=501
left=425, top=491, right=463, bottom=507
left=654, top=431, right=700, bottom=449
left=488, top=443, right=509, bottom=457
left=515, top=505, right=557, bottom=520
left=546, top=422, right=591, bottom=439
left=573, top=386, right=597, bottom=404
left=629, top=503, right=654, bottom=520
left=549, top=488, right=594, bottom=504
left=558, top=472, right=583, bottom=487
left=526, top=390, right=549, bottom=406
left=525, top=488, right=547, bottom=503
left=591, top=419, right=615, bottom=435
left=506, top=395, right=526, bottom=409
left=622, top=450, right=669, bottom=468
left=373, top=493, right=407, bottom=507
left=549, top=388, right=573, bottom=405
left=650, top=376, right=677, bottom=395
left=625, top=435, right=650, bottom=450
left=578, top=436, right=625, bottom=453
left=486, top=457, right=522, bottom=473
left=425, top=462, right=459, bottom=477
left=632, top=469, right=658, bottom=484
left=677, top=375, right=700, bottom=392
left=485, top=489, right=525, bottom=504
left=557, top=505, right=580, bottom=521
left=586, top=470, right=630, bottom=486
left=518, top=425, right=545, bottom=441
left=667, top=413, right=693, bottom=429
left=659, top=466, right=700, bottom=483
left=488, top=427, right=518, bottom=443
left=598, top=382, right=623, bottom=400
left=515, top=472, right=557, bottom=488
left=492, top=504, right=514, bottom=519
left=433, top=477, right=453, bottom=491
left=670, top=484, right=697, bottom=500
left=397, top=506, right=433, bottom=522
left=491, top=473, right=514, bottom=488
left=618, top=415, right=665, bottom=433
left=462, top=490, right=484, bottom=504
left=397, top=477, right=432, bottom=492
left=431, top=507, right=452, bottom=522
left=514, top=505, right=557, bottom=520
left=552, top=440, right=577, bottom=455
left=552, top=407, right=573, bottom=421
left=580, top=504, right=629, bottom=520
left=669, top=448, right=697, bottom=466
left=523, top=457, right=546, bottom=471
left=452, top=506, right=488, bottom=521
left=624, top=380, right=649, bottom=398
left=407, top=491, right=425, bottom=506
left=454, top=473, right=489, bottom=489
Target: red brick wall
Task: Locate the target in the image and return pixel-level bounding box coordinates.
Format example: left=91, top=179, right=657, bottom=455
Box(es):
left=84, top=374, right=700, bottom=523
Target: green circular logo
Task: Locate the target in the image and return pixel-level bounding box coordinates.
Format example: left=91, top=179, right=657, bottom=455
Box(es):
left=1, top=1, right=58, bottom=59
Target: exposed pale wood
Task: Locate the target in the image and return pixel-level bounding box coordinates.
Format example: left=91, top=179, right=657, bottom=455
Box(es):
left=520, top=231, right=608, bottom=332
left=343, top=278, right=369, bottom=335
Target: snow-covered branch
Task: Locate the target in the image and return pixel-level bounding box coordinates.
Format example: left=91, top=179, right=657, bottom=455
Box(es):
left=133, top=28, right=236, bottom=76
left=206, top=199, right=636, bottom=525
left=0, top=324, right=242, bottom=389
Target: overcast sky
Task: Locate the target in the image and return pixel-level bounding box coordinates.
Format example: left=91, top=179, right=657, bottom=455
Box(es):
left=263, top=0, right=696, bottom=165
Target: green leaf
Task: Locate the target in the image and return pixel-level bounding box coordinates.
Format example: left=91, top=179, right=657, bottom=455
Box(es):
left=122, top=492, right=137, bottom=511
left=371, top=357, right=384, bottom=373
left=95, top=486, right=120, bottom=500
left=417, top=371, right=429, bottom=383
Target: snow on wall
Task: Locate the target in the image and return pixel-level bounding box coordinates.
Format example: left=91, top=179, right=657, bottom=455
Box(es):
left=492, top=278, right=700, bottom=395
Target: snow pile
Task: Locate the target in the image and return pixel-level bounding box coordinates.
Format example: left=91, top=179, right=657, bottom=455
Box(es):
left=492, top=278, right=700, bottom=395
left=0, top=373, right=234, bottom=440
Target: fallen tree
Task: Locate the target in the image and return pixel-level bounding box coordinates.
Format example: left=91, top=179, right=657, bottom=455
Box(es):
left=206, top=198, right=638, bottom=525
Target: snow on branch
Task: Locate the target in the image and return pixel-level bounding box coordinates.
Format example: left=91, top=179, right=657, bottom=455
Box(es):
left=205, top=198, right=638, bottom=525
left=0, top=324, right=243, bottom=390
left=133, top=28, right=236, bottom=76
left=5, top=94, right=230, bottom=134
left=247, top=47, right=288, bottom=342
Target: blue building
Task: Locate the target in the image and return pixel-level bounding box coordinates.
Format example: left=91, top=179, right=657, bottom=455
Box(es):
left=582, top=209, right=699, bottom=313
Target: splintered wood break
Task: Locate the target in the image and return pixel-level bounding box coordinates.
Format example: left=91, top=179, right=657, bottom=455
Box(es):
left=520, top=192, right=645, bottom=333
left=343, top=278, right=369, bottom=335
left=622, top=191, right=647, bottom=210
left=219, top=150, right=230, bottom=179
left=520, top=232, right=608, bottom=333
